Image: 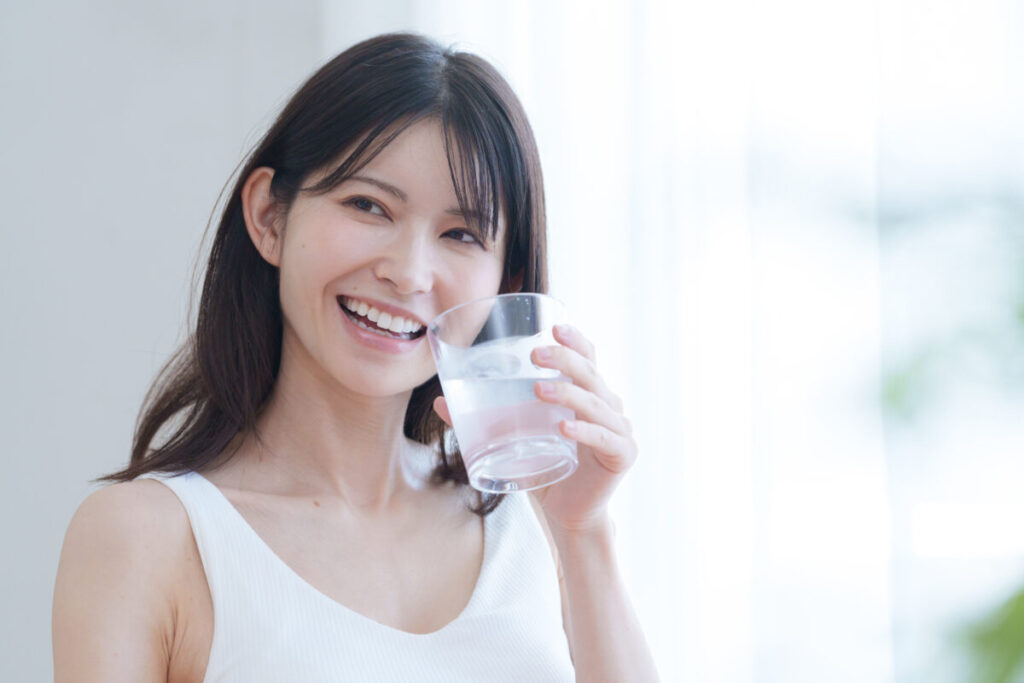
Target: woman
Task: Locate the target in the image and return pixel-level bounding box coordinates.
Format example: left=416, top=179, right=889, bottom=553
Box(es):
left=53, top=32, right=658, bottom=682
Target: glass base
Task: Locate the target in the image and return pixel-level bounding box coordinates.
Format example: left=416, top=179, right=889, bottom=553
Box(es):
left=466, top=435, right=578, bottom=493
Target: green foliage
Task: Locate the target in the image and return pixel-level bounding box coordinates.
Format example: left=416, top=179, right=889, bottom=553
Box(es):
left=962, top=587, right=1024, bottom=683
left=877, top=195, right=1024, bottom=425
left=874, top=192, right=1024, bottom=678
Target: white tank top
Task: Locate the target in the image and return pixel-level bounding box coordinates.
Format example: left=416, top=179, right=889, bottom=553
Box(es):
left=140, top=471, right=575, bottom=682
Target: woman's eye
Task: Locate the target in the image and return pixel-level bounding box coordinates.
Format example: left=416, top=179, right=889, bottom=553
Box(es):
left=344, top=197, right=386, bottom=216
left=445, top=229, right=483, bottom=246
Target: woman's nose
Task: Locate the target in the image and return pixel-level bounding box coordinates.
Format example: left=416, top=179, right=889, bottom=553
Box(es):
left=372, top=232, right=435, bottom=295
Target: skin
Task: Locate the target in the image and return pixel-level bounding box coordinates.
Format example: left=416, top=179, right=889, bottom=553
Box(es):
left=52, top=118, right=658, bottom=682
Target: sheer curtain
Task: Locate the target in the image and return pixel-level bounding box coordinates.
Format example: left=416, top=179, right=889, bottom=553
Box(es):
left=324, top=2, right=894, bottom=680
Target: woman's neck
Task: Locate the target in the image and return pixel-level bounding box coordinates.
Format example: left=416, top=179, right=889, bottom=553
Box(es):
left=218, top=340, right=436, bottom=515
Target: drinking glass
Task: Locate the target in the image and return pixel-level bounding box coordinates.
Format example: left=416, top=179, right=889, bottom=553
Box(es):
left=427, top=293, right=578, bottom=492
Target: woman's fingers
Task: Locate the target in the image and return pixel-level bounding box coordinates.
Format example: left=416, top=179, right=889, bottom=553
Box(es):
left=432, top=396, right=453, bottom=427
left=553, top=324, right=597, bottom=362
left=531, top=342, right=616, bottom=403
left=534, top=379, right=630, bottom=438
left=561, top=419, right=637, bottom=474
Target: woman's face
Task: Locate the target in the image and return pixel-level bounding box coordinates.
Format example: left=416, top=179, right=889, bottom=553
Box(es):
left=275, top=118, right=508, bottom=398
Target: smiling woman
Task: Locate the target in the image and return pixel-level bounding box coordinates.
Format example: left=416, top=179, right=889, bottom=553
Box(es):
left=51, top=32, right=657, bottom=683
left=97, top=36, right=546, bottom=499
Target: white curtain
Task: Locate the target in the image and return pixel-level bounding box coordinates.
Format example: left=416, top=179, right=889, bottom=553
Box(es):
left=324, top=1, right=1024, bottom=680
left=322, top=1, right=892, bottom=680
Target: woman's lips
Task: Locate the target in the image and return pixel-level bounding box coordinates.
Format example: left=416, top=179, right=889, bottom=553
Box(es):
left=338, top=295, right=426, bottom=336
left=339, top=300, right=426, bottom=353
left=339, top=299, right=425, bottom=340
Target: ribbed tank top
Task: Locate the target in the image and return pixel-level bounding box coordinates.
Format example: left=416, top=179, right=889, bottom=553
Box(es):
left=140, top=471, right=575, bottom=682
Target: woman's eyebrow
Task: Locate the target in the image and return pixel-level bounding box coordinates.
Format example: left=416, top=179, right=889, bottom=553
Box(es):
left=348, top=175, right=407, bottom=201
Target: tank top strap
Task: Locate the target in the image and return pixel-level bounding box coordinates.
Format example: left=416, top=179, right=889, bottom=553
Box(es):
left=136, top=471, right=280, bottom=626
left=462, top=490, right=556, bottom=615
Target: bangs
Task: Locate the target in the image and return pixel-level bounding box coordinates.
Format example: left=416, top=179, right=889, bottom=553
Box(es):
left=440, top=52, right=532, bottom=249
left=442, top=117, right=507, bottom=243
left=298, top=111, right=508, bottom=245
left=301, top=114, right=427, bottom=196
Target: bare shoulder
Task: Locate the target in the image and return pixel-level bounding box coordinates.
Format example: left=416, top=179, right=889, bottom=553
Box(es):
left=61, top=478, right=193, bottom=578
left=53, top=479, right=194, bottom=682
left=73, top=478, right=189, bottom=534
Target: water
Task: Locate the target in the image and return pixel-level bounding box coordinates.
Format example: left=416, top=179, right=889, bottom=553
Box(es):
left=438, top=335, right=578, bottom=492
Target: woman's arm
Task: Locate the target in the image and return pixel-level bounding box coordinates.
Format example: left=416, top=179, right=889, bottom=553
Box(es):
left=52, top=481, right=181, bottom=682
left=539, top=508, right=660, bottom=683
left=554, top=519, right=660, bottom=683
left=520, top=324, right=660, bottom=681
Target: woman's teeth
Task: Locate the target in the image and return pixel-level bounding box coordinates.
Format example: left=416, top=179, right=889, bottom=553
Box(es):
left=340, top=297, right=424, bottom=338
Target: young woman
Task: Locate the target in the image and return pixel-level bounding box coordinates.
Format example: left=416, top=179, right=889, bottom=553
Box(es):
left=53, top=32, right=658, bottom=682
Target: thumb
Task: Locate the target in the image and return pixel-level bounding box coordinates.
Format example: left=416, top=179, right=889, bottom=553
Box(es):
left=432, top=396, right=453, bottom=427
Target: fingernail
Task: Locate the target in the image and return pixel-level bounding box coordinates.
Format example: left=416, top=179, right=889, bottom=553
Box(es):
left=536, top=381, right=556, bottom=396
left=554, top=324, right=570, bottom=337
left=535, top=347, right=552, bottom=362
left=562, top=420, right=577, bottom=436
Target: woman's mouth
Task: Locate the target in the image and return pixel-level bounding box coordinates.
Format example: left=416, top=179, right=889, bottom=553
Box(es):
left=337, top=296, right=427, bottom=341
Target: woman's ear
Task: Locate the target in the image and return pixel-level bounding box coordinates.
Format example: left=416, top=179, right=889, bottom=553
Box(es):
left=241, top=166, right=284, bottom=266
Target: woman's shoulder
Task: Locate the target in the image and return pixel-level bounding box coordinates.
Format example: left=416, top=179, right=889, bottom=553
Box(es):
left=69, top=477, right=192, bottom=545
left=53, top=478, right=200, bottom=681
left=56, top=478, right=197, bottom=607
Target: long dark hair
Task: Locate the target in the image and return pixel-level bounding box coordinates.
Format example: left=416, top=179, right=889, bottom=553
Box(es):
left=100, top=33, right=548, bottom=517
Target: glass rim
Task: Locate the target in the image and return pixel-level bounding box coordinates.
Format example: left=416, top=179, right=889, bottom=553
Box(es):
left=427, top=291, right=566, bottom=336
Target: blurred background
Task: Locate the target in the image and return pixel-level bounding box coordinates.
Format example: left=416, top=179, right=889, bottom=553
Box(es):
left=2, top=0, right=1022, bottom=680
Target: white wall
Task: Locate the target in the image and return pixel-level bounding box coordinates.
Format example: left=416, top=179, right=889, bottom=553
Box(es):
left=0, top=1, right=323, bottom=678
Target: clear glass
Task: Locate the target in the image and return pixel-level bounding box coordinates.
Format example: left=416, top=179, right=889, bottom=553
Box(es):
left=427, top=293, right=579, bottom=493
